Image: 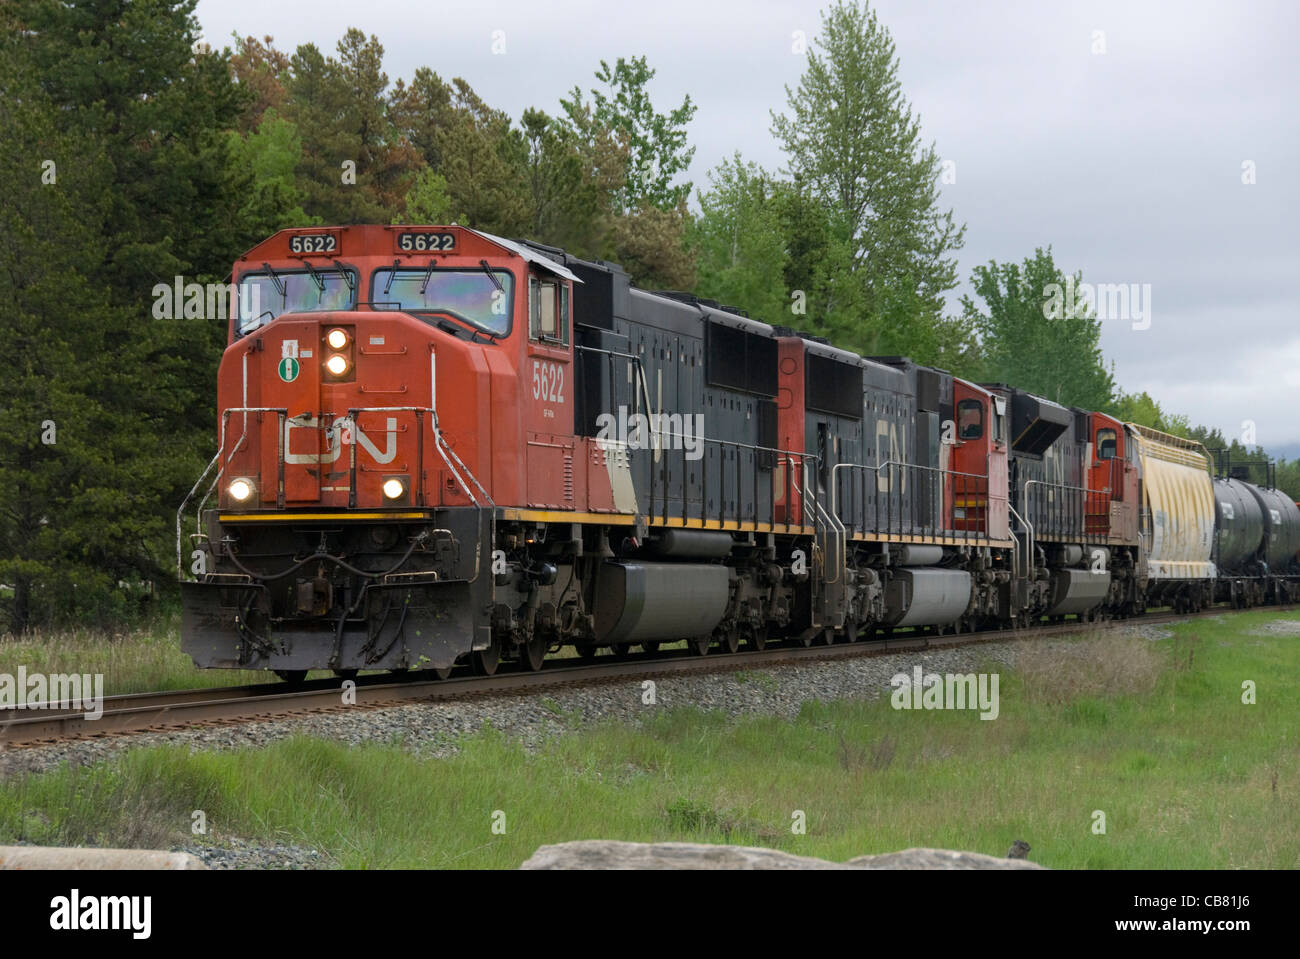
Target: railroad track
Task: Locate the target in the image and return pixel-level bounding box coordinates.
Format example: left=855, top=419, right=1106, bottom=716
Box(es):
left=0, top=606, right=1285, bottom=748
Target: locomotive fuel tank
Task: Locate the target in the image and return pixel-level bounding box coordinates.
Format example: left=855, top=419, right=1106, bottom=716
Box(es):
left=1213, top=478, right=1264, bottom=573
left=593, top=561, right=731, bottom=645
left=883, top=568, right=972, bottom=627
left=1044, top=568, right=1111, bottom=616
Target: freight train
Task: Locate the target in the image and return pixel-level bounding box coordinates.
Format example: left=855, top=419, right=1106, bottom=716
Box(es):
left=177, top=225, right=1300, bottom=680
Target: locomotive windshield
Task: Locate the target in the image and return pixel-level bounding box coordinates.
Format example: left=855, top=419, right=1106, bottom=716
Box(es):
left=237, top=268, right=356, bottom=334
left=373, top=267, right=514, bottom=337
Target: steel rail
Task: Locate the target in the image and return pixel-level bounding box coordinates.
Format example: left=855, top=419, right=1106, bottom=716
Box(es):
left=1, top=605, right=1280, bottom=749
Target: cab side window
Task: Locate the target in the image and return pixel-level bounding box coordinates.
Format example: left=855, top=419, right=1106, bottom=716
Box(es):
left=1097, top=428, right=1117, bottom=459
left=529, top=276, right=569, bottom=345
left=957, top=399, right=983, bottom=440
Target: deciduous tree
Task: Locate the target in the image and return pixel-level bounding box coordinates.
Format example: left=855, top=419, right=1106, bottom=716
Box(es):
left=771, top=1, right=965, bottom=347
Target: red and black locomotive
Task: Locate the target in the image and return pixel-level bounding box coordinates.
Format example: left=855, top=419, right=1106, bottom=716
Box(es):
left=179, top=225, right=1300, bottom=679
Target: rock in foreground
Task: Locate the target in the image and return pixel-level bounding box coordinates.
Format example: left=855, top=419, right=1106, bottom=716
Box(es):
left=0, top=845, right=207, bottom=870
left=520, top=840, right=1045, bottom=870
left=847, top=847, right=1044, bottom=869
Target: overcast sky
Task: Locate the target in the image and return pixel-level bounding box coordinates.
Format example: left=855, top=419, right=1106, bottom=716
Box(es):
left=196, top=0, right=1300, bottom=453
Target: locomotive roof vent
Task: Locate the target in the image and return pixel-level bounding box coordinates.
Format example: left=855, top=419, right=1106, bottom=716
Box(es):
left=653, top=290, right=751, bottom=319
left=1009, top=391, right=1071, bottom=456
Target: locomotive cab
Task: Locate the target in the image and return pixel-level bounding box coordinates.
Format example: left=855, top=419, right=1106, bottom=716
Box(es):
left=181, top=225, right=584, bottom=677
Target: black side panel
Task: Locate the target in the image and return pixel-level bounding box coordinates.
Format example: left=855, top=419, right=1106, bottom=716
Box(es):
left=916, top=368, right=941, bottom=413
left=574, top=325, right=634, bottom=436
left=568, top=259, right=631, bottom=331
left=705, top=321, right=778, bottom=397
left=806, top=353, right=864, bottom=419
left=757, top=398, right=778, bottom=469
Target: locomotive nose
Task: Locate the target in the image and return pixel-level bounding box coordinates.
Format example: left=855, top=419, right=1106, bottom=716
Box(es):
left=223, top=311, right=422, bottom=510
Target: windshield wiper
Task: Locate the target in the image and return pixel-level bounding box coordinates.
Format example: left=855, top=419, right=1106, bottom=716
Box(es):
left=479, top=259, right=504, bottom=293
left=262, top=262, right=285, bottom=297
left=331, top=259, right=354, bottom=292
left=420, top=259, right=436, bottom=295
left=383, top=259, right=401, bottom=296
left=427, top=309, right=499, bottom=344
left=301, top=259, right=325, bottom=293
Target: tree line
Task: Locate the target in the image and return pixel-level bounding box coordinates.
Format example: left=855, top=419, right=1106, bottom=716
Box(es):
left=0, top=0, right=1292, bottom=633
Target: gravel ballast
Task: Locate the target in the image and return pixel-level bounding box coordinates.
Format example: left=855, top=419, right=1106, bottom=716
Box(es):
left=0, top=621, right=1266, bottom=868
left=1, top=624, right=1181, bottom=778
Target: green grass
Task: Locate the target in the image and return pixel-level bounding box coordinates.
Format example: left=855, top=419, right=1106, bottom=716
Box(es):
left=0, top=618, right=697, bottom=695
left=0, top=614, right=274, bottom=694
left=1, top=609, right=1297, bottom=868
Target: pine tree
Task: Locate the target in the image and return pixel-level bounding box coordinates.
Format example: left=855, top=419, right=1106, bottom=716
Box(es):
left=0, top=26, right=163, bottom=630
left=561, top=56, right=696, bottom=213
left=4, top=0, right=266, bottom=627
left=283, top=32, right=417, bottom=225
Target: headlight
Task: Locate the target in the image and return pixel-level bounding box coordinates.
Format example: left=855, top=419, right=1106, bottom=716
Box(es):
left=326, top=328, right=348, bottom=350
left=382, top=478, right=406, bottom=500
left=325, top=354, right=349, bottom=376
left=229, top=478, right=254, bottom=502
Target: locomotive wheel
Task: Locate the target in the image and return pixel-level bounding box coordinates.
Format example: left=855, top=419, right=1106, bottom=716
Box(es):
left=745, top=626, right=768, bottom=652
left=473, top=638, right=501, bottom=676
left=819, top=628, right=836, bottom=646
left=433, top=664, right=453, bottom=680
left=719, top=630, right=740, bottom=654
left=520, top=635, right=547, bottom=672
left=642, top=641, right=661, bottom=654
left=688, top=635, right=710, bottom=656
left=789, top=632, right=814, bottom=648
left=274, top=670, right=308, bottom=685
left=843, top=622, right=859, bottom=643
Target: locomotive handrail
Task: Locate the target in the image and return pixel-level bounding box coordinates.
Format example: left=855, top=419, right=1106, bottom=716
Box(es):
left=1021, top=478, right=1111, bottom=548
left=577, top=344, right=815, bottom=531
left=628, top=425, right=813, bottom=530
left=791, top=457, right=844, bottom=585
left=177, top=406, right=291, bottom=581
left=831, top=459, right=1005, bottom=543
left=1007, top=504, right=1033, bottom=580
left=177, top=449, right=223, bottom=580
left=574, top=344, right=660, bottom=463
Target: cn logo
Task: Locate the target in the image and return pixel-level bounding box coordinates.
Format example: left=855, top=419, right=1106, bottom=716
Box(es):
left=284, top=416, right=398, bottom=465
